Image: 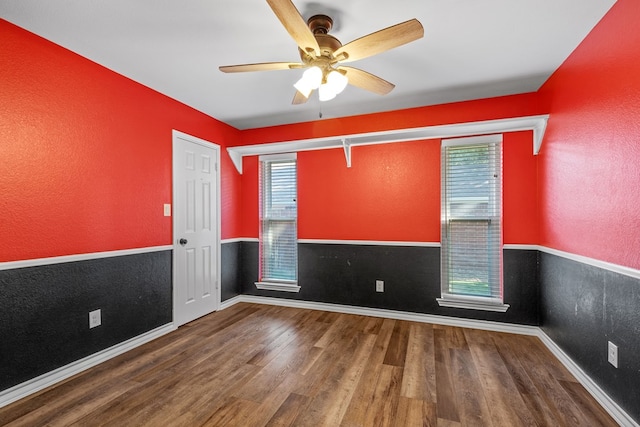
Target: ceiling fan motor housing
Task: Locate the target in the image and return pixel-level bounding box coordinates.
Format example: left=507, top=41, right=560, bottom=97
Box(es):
left=300, top=15, right=343, bottom=62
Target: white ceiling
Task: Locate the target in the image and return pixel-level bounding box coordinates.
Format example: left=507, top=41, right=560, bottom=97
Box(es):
left=1, top=0, right=616, bottom=130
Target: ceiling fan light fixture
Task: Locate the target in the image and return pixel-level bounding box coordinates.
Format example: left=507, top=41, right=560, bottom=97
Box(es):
left=318, top=83, right=337, bottom=102
left=326, top=70, right=349, bottom=95
left=294, top=66, right=322, bottom=98
left=294, top=81, right=313, bottom=98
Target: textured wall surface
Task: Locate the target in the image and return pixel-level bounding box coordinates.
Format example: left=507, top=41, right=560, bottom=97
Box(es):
left=0, top=251, right=172, bottom=391
left=535, top=2, right=640, bottom=423
left=0, top=19, right=241, bottom=263
left=239, top=242, right=539, bottom=325
left=221, top=241, right=242, bottom=302
left=538, top=0, right=640, bottom=270
left=540, top=252, right=640, bottom=423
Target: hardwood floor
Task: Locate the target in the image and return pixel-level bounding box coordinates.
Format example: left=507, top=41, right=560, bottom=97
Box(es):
left=0, top=303, right=617, bottom=426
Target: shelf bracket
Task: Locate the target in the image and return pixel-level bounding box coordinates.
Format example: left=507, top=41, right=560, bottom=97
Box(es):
left=342, top=138, right=352, bottom=168
left=532, top=116, right=548, bottom=155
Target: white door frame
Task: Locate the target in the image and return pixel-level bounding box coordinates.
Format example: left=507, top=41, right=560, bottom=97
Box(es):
left=171, top=129, right=221, bottom=325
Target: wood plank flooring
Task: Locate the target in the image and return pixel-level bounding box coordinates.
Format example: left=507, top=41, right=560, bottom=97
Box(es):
left=0, top=303, right=618, bottom=426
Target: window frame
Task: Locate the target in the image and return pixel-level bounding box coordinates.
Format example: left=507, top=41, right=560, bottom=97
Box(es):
left=255, top=153, right=300, bottom=293
left=437, top=135, right=509, bottom=312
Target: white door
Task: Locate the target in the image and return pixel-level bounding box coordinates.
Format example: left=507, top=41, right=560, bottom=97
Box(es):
left=172, top=130, right=220, bottom=326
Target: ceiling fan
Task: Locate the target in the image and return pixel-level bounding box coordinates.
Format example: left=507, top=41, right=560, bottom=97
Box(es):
left=219, top=0, right=424, bottom=104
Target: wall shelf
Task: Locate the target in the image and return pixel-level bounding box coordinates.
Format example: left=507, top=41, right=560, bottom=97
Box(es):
left=227, top=115, right=549, bottom=173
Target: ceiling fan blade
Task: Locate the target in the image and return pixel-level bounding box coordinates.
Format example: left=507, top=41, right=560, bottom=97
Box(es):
left=334, top=19, right=424, bottom=63
left=219, top=62, right=302, bottom=73
left=292, top=90, right=309, bottom=105
left=267, top=0, right=320, bottom=57
left=340, top=66, right=395, bottom=95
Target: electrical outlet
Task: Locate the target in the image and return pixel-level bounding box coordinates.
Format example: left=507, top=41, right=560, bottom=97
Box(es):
left=607, top=341, right=618, bottom=368
left=376, top=280, right=384, bottom=292
left=163, top=204, right=171, bottom=217
left=89, top=309, right=101, bottom=329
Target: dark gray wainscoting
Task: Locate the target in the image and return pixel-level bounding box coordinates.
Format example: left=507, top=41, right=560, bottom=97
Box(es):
left=221, top=240, right=242, bottom=302
left=0, top=250, right=172, bottom=392
left=240, top=242, right=539, bottom=325
left=540, top=252, right=640, bottom=424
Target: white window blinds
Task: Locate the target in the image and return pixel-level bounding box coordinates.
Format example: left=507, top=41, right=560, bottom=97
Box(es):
left=440, top=136, right=507, bottom=310
left=259, top=154, right=297, bottom=283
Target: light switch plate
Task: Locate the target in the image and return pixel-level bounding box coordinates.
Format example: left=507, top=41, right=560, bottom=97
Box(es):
left=163, top=204, right=171, bottom=217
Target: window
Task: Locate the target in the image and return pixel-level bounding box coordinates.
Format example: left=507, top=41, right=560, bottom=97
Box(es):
left=255, top=153, right=299, bottom=292
left=437, top=135, right=509, bottom=312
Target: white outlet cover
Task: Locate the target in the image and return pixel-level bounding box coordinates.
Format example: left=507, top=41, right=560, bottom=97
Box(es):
left=607, top=341, right=618, bottom=368
left=163, top=204, right=171, bottom=216
left=89, top=309, right=101, bottom=329
left=376, top=280, right=384, bottom=292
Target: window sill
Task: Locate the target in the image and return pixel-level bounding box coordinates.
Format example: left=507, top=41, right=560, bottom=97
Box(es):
left=255, top=281, right=300, bottom=293
left=436, top=298, right=510, bottom=312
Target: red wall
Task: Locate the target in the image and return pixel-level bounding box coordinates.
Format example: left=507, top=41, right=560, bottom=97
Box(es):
left=537, top=0, right=640, bottom=269
left=298, top=140, right=441, bottom=242
left=504, top=131, right=539, bottom=244
left=0, top=19, right=242, bottom=262
left=240, top=130, right=538, bottom=244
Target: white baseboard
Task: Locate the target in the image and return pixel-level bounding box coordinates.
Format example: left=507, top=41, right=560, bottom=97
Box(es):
left=0, top=323, right=176, bottom=409
left=537, top=330, right=638, bottom=427
left=222, top=295, right=637, bottom=427
left=220, top=295, right=243, bottom=310
left=226, top=295, right=539, bottom=335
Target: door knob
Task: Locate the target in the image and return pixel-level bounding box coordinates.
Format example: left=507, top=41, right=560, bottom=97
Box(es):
left=179, top=238, right=188, bottom=246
